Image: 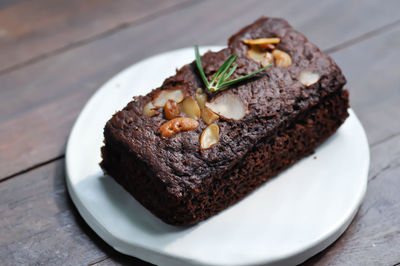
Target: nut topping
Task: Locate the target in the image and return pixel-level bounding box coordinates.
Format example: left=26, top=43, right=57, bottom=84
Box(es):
left=206, top=92, right=246, bottom=120
left=201, top=106, right=219, bottom=125
left=164, top=99, right=179, bottom=120
left=247, top=48, right=266, bottom=63
left=247, top=47, right=274, bottom=67
left=262, top=43, right=276, bottom=50
left=244, top=38, right=292, bottom=68
left=153, top=89, right=184, bottom=108
left=299, top=70, right=320, bottom=86
left=261, top=52, right=274, bottom=67
left=160, top=117, right=199, bottom=137
left=195, top=88, right=207, bottom=109
left=272, top=49, right=292, bottom=68
left=195, top=88, right=219, bottom=124
left=142, top=101, right=159, bottom=117
left=181, top=97, right=201, bottom=119
left=200, top=124, right=220, bottom=149
left=243, top=38, right=280, bottom=46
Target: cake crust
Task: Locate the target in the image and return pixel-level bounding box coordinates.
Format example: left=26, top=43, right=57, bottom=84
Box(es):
left=100, top=17, right=349, bottom=225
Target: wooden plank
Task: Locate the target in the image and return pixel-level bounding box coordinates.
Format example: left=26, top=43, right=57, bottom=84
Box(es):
left=300, top=24, right=400, bottom=266
left=302, top=136, right=400, bottom=265
left=0, top=159, right=151, bottom=265
left=0, top=0, right=399, bottom=178
left=330, top=26, right=400, bottom=145
left=2, top=1, right=400, bottom=264
left=0, top=0, right=189, bottom=73
left=0, top=0, right=23, bottom=10
left=0, top=124, right=399, bottom=265
left=1, top=134, right=398, bottom=266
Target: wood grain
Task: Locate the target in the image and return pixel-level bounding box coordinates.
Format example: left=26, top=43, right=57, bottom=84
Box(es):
left=300, top=25, right=400, bottom=266
left=1, top=0, right=400, bottom=265
left=330, top=26, right=400, bottom=145
left=0, top=159, right=152, bottom=266
left=1, top=0, right=400, bottom=180
left=0, top=0, right=23, bottom=10
left=302, top=135, right=400, bottom=265
left=0, top=0, right=190, bottom=73
left=1, top=119, right=399, bottom=265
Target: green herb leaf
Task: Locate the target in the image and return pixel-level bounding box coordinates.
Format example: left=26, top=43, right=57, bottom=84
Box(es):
left=222, top=63, right=238, bottom=82
left=194, top=46, right=270, bottom=92
left=216, top=55, right=237, bottom=87
left=194, top=45, right=209, bottom=88
left=219, top=64, right=271, bottom=88
left=210, top=54, right=236, bottom=85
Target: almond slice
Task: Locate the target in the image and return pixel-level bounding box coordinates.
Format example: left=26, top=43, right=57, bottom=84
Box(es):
left=153, top=89, right=184, bottom=108
left=195, top=88, right=207, bottom=109
left=201, top=107, right=219, bottom=125
left=272, top=49, right=292, bottom=68
left=243, top=38, right=280, bottom=45
left=142, top=101, right=159, bottom=117
left=200, top=124, right=220, bottom=149
left=247, top=48, right=274, bottom=68
left=205, top=92, right=246, bottom=120
left=260, top=43, right=276, bottom=50
left=195, top=88, right=219, bottom=124
left=247, top=48, right=265, bottom=63
left=299, top=70, right=320, bottom=86
left=181, top=97, right=201, bottom=119
left=261, top=52, right=274, bottom=67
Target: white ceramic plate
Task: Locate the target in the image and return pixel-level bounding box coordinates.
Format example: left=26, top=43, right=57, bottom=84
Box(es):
left=66, top=46, right=369, bottom=266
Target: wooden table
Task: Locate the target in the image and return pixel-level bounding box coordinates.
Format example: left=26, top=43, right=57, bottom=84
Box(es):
left=1, top=1, right=399, bottom=265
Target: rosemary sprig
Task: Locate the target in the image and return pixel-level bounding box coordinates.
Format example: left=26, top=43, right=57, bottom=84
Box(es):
left=194, top=45, right=271, bottom=92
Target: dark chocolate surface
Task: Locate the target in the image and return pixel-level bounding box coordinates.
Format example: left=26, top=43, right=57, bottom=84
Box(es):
left=101, top=17, right=348, bottom=224
left=104, top=18, right=345, bottom=192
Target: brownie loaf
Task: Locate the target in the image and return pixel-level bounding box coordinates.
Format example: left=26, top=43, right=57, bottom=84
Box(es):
left=100, top=17, right=349, bottom=225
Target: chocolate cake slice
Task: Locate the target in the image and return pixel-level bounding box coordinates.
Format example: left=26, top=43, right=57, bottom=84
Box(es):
left=100, top=17, right=349, bottom=225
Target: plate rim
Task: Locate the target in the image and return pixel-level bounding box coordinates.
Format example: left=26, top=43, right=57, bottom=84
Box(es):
left=65, top=46, right=370, bottom=266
